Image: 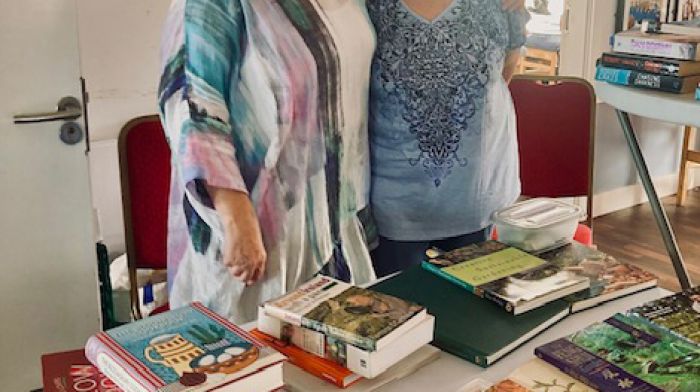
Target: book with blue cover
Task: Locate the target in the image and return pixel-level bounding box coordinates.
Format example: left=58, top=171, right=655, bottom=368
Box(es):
left=85, top=302, right=286, bottom=392
left=596, top=64, right=700, bottom=93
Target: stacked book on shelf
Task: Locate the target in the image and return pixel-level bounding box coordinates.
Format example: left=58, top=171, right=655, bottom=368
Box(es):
left=533, top=287, right=700, bottom=391
left=255, top=275, right=436, bottom=389
left=599, top=3, right=700, bottom=99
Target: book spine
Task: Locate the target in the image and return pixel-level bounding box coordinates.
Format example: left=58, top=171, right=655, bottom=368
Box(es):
left=85, top=336, right=155, bottom=392
left=600, top=53, right=682, bottom=76
left=614, top=34, right=698, bottom=60
left=535, top=339, right=663, bottom=392
left=596, top=66, right=686, bottom=93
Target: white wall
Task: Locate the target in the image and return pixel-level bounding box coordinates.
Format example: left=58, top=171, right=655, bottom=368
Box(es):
left=77, top=0, right=171, bottom=255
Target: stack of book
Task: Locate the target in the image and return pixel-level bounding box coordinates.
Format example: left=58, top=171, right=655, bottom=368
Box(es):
left=255, top=275, right=436, bottom=389
left=598, top=2, right=700, bottom=98
left=82, top=303, right=287, bottom=392
left=534, top=287, right=700, bottom=391
left=373, top=240, right=658, bottom=367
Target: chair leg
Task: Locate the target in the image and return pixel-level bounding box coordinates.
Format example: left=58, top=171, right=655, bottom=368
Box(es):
left=677, top=126, right=694, bottom=206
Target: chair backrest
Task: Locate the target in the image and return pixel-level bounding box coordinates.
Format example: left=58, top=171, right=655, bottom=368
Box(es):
left=119, top=115, right=171, bottom=271
left=509, top=75, right=596, bottom=227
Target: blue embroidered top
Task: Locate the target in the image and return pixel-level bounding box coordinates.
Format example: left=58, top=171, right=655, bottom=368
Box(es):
left=368, top=0, right=530, bottom=241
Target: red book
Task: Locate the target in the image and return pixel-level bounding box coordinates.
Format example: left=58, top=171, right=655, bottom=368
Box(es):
left=42, top=349, right=122, bottom=392
left=250, top=329, right=362, bottom=389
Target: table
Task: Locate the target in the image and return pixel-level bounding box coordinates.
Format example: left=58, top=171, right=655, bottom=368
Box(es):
left=595, top=82, right=700, bottom=291
left=379, top=288, right=668, bottom=392
left=248, top=288, right=669, bottom=392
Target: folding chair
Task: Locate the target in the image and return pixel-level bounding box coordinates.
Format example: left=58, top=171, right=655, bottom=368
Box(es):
left=119, top=115, right=171, bottom=319
left=508, top=75, right=597, bottom=245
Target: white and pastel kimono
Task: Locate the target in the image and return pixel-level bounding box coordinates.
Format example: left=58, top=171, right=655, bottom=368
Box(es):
left=158, top=0, right=377, bottom=323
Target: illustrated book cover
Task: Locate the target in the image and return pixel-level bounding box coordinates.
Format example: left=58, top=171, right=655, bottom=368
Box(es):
left=629, top=286, right=700, bottom=345
left=263, top=275, right=426, bottom=352
left=84, top=302, right=286, bottom=392
left=537, top=242, right=658, bottom=312
left=536, top=313, right=700, bottom=391
left=423, top=241, right=589, bottom=315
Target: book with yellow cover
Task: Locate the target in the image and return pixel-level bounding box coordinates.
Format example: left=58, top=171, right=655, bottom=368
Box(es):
left=422, top=241, right=590, bottom=314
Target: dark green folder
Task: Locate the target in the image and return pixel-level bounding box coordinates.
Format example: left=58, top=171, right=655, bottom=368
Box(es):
left=372, top=265, right=570, bottom=367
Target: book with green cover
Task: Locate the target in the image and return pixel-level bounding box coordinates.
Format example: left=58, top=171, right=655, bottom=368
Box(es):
left=371, top=265, right=570, bottom=367
left=423, top=241, right=590, bottom=315
left=536, top=313, right=700, bottom=392
left=628, top=286, right=700, bottom=345
left=263, top=275, right=426, bottom=352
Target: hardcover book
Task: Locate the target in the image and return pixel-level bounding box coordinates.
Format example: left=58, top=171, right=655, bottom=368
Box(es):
left=263, top=275, right=426, bottom=352
left=537, top=242, right=658, bottom=312
left=536, top=313, right=700, bottom=392
left=257, top=307, right=435, bottom=379
left=283, top=344, right=441, bottom=392
left=596, top=64, right=700, bottom=93
left=422, top=241, right=589, bottom=314
left=372, top=265, right=570, bottom=367
left=85, top=303, right=286, bottom=392
left=250, top=329, right=362, bottom=389
left=42, top=349, right=122, bottom=392
left=613, top=30, right=700, bottom=60
left=600, top=51, right=700, bottom=77
left=629, top=286, right=700, bottom=344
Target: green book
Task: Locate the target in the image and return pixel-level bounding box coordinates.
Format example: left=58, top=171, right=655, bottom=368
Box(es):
left=371, top=265, right=570, bottom=367
left=423, top=241, right=590, bottom=315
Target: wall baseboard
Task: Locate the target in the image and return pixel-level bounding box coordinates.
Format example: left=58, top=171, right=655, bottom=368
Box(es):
left=593, top=168, right=699, bottom=219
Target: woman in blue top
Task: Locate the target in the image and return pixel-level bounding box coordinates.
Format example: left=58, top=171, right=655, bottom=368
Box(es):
left=368, top=0, right=530, bottom=276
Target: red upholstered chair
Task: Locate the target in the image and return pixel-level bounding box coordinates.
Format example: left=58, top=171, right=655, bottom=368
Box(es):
left=506, top=75, right=596, bottom=246
left=119, top=115, right=171, bottom=319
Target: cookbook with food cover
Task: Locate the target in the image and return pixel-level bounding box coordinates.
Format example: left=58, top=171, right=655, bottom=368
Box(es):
left=85, top=303, right=286, bottom=392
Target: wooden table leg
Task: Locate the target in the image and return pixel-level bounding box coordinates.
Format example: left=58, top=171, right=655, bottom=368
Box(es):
left=677, top=126, right=694, bottom=206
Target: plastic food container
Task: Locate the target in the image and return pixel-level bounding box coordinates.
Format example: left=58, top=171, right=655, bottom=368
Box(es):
left=493, top=198, right=582, bottom=253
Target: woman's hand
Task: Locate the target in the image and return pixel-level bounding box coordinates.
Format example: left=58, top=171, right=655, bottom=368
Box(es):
left=502, top=0, right=526, bottom=11
left=207, top=186, right=267, bottom=286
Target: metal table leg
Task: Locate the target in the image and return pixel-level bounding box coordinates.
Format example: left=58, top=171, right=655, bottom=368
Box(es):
left=616, top=110, right=692, bottom=291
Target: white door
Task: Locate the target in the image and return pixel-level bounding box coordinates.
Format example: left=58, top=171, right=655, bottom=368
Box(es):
left=0, top=1, right=101, bottom=390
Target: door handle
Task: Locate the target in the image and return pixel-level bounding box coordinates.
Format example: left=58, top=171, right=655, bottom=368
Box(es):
left=13, top=96, right=82, bottom=124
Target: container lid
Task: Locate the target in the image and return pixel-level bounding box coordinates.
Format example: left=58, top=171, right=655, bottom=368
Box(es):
left=493, top=198, right=582, bottom=229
